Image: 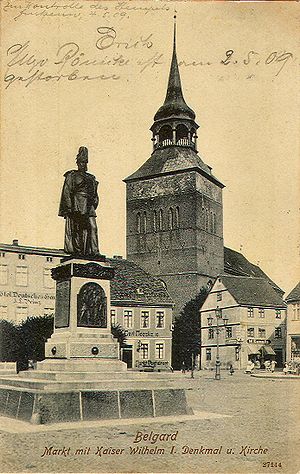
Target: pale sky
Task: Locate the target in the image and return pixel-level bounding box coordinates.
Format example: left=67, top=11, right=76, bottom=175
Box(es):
left=0, top=1, right=299, bottom=295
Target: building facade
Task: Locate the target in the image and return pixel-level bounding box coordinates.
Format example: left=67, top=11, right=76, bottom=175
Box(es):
left=200, top=275, right=286, bottom=370
left=0, top=241, right=173, bottom=370
left=286, top=282, right=300, bottom=361
left=124, top=25, right=224, bottom=317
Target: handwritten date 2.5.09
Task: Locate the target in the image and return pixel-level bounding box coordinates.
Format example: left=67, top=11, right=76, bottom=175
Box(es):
left=221, top=49, right=293, bottom=76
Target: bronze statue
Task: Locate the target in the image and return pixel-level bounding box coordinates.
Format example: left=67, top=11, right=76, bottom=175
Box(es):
left=59, top=146, right=100, bottom=257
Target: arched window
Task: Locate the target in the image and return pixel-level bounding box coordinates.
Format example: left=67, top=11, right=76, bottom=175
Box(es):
left=153, top=210, right=157, bottom=232
left=175, top=206, right=180, bottom=228
left=158, top=125, right=173, bottom=147
left=137, top=212, right=141, bottom=234
left=205, top=209, right=209, bottom=231
left=213, top=213, right=216, bottom=234
left=168, top=208, right=174, bottom=230
left=176, top=124, right=189, bottom=145
left=143, top=211, right=147, bottom=233
left=210, top=211, right=214, bottom=233
left=159, top=209, right=163, bottom=231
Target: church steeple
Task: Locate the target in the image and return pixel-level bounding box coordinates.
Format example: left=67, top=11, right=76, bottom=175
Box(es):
left=151, top=16, right=198, bottom=151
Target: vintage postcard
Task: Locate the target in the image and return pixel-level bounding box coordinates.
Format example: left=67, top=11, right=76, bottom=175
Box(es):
left=0, top=0, right=299, bottom=473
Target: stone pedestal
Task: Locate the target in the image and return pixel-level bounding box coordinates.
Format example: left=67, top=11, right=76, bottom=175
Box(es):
left=44, top=257, right=124, bottom=368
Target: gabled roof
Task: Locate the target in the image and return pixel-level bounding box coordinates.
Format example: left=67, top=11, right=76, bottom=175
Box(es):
left=220, top=275, right=286, bottom=308
left=107, top=257, right=173, bottom=306
left=286, top=282, right=300, bottom=303
left=124, top=147, right=224, bottom=188
left=224, top=247, right=283, bottom=295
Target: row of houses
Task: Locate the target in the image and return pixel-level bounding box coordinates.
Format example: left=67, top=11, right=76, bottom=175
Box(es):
left=0, top=240, right=299, bottom=370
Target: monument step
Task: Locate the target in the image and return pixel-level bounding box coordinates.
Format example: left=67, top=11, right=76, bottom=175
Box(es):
left=36, top=359, right=127, bottom=373
left=0, top=376, right=177, bottom=391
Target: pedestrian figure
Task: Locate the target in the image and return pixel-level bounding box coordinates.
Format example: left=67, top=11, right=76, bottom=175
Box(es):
left=283, top=362, right=289, bottom=375
left=264, top=360, right=271, bottom=371
left=244, top=360, right=255, bottom=374
left=181, top=361, right=186, bottom=374
left=229, top=364, right=234, bottom=375
left=270, top=360, right=277, bottom=373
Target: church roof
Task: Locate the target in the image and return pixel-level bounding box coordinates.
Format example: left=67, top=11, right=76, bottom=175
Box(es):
left=154, top=20, right=195, bottom=122
left=107, top=257, right=173, bottom=306
left=224, top=247, right=284, bottom=295
left=286, top=282, right=300, bottom=302
left=124, top=146, right=224, bottom=188
left=220, top=275, right=286, bottom=308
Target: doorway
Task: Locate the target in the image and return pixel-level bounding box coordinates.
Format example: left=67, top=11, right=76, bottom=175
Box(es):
left=122, top=345, right=133, bottom=368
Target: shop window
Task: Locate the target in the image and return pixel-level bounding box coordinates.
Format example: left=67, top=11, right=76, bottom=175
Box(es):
left=15, top=306, right=28, bottom=324
left=247, top=308, right=254, bottom=318
left=140, top=310, right=150, bottom=329
left=43, top=268, right=54, bottom=289
left=123, top=310, right=133, bottom=328
left=44, top=307, right=54, bottom=317
left=111, top=309, right=116, bottom=326
left=155, top=342, right=164, bottom=359
left=206, top=348, right=211, bottom=361
left=140, top=342, right=149, bottom=360
left=16, top=266, right=28, bottom=287
left=208, top=328, right=214, bottom=339
left=0, top=265, right=8, bottom=285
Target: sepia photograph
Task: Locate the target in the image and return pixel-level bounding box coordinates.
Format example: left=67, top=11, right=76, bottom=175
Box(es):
left=0, top=0, right=299, bottom=472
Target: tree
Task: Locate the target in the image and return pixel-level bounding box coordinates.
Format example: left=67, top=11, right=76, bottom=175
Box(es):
left=172, top=287, right=208, bottom=370
left=111, top=323, right=127, bottom=347
left=0, top=319, right=20, bottom=362
left=19, top=315, right=54, bottom=362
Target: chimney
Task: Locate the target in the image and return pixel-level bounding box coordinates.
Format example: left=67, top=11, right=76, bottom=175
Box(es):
left=12, top=239, right=19, bottom=246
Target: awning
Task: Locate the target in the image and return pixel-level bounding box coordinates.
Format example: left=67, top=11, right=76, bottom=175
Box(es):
left=261, top=345, right=276, bottom=356
left=246, top=344, right=261, bottom=355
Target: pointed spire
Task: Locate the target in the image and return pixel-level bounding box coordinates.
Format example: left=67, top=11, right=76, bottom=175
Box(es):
left=154, top=15, right=196, bottom=122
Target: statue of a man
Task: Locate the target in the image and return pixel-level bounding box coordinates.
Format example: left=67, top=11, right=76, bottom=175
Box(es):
left=59, top=146, right=100, bottom=257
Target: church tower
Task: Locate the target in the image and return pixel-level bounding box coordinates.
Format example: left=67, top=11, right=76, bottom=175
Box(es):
left=124, top=19, right=224, bottom=316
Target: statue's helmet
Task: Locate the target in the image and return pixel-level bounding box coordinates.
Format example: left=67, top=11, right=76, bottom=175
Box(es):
left=76, top=146, right=88, bottom=163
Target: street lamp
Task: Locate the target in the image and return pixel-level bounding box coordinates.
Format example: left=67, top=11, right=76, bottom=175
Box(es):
left=207, top=307, right=228, bottom=380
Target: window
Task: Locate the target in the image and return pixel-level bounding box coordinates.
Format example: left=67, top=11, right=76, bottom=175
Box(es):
left=275, top=327, right=282, bottom=339
left=140, top=310, right=150, bottom=329
left=175, top=206, right=180, bottom=228
left=123, top=310, right=133, bottom=328
left=15, top=306, right=28, bottom=324
left=258, top=328, right=266, bottom=338
left=153, top=211, right=157, bottom=232
left=258, top=308, right=265, bottom=318
left=16, top=266, right=28, bottom=286
left=155, top=342, right=164, bottom=359
left=156, top=311, right=165, bottom=328
left=210, top=211, right=214, bottom=233
left=275, top=310, right=281, bottom=319
left=111, top=309, right=116, bottom=326
left=248, top=308, right=254, bottom=318
left=247, top=327, right=255, bottom=337
left=217, top=292, right=222, bottom=302
left=226, top=327, right=233, bottom=338
left=208, top=328, right=214, bottom=339
left=235, top=347, right=240, bottom=361
left=143, top=211, right=147, bottom=233
left=136, top=213, right=141, bottom=234
left=206, top=348, right=211, bottom=361
left=292, top=303, right=300, bottom=320
left=0, top=305, right=8, bottom=319
left=205, top=209, right=209, bottom=231
left=0, top=252, right=5, bottom=258
left=43, top=268, right=54, bottom=289
left=159, top=209, right=163, bottom=231
left=0, top=265, right=8, bottom=285
left=168, top=208, right=174, bottom=230
left=44, top=307, right=54, bottom=316
left=213, top=213, right=217, bottom=234
left=18, top=254, right=26, bottom=260
left=46, top=256, right=53, bottom=263
left=140, top=342, right=149, bottom=359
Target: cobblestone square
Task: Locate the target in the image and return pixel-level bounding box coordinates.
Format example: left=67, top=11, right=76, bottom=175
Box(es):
left=1, top=371, right=299, bottom=473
